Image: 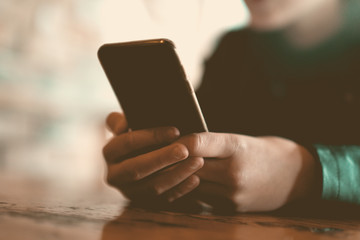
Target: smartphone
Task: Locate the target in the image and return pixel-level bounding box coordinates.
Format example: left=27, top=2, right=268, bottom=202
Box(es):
left=98, top=39, right=208, bottom=136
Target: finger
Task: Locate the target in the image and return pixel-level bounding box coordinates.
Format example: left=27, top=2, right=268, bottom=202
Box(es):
left=103, top=126, right=180, bottom=164
left=195, top=180, right=231, bottom=198
left=195, top=158, right=231, bottom=185
left=177, top=132, right=240, bottom=158
left=194, top=181, right=238, bottom=212
left=164, top=175, right=200, bottom=202
left=107, top=143, right=189, bottom=185
left=106, top=112, right=128, bottom=135
left=124, top=157, right=203, bottom=199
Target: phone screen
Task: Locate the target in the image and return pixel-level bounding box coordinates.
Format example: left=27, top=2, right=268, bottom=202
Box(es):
left=98, top=39, right=207, bottom=135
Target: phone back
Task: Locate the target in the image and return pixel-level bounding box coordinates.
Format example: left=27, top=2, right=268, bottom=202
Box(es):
left=98, top=39, right=207, bottom=135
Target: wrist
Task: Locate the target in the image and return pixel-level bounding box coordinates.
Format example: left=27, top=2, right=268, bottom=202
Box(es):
left=259, top=136, right=322, bottom=201
left=296, top=143, right=323, bottom=200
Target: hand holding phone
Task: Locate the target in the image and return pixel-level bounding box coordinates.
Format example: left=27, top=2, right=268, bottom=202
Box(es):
left=103, top=111, right=204, bottom=207
left=99, top=39, right=207, bottom=206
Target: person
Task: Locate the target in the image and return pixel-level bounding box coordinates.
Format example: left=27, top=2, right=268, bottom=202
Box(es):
left=102, top=0, right=360, bottom=212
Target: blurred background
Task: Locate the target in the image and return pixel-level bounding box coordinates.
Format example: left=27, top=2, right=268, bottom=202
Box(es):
left=0, top=0, right=249, bottom=198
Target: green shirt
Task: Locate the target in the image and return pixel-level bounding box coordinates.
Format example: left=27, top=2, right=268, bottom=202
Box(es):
left=316, top=145, right=360, bottom=203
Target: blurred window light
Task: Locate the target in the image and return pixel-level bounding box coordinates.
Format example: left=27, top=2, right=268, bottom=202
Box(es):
left=100, top=0, right=249, bottom=87
left=0, top=0, right=248, bottom=191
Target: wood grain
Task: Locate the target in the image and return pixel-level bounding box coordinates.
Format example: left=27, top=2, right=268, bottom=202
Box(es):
left=1, top=174, right=360, bottom=240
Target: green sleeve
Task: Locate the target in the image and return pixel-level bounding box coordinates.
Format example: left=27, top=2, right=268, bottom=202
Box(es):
left=315, top=144, right=360, bottom=204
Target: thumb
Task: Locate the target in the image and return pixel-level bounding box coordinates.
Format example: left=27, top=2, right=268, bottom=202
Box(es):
left=177, top=132, right=238, bottom=158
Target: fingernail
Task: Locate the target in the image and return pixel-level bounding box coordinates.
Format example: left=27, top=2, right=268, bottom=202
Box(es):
left=173, top=145, right=188, bottom=160
left=167, top=127, right=180, bottom=140
left=190, top=158, right=203, bottom=170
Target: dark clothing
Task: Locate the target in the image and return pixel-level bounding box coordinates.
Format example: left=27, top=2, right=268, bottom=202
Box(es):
left=196, top=26, right=360, bottom=204
left=197, top=28, right=360, bottom=144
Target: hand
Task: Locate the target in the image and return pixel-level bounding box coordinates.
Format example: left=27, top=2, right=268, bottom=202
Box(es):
left=102, top=112, right=204, bottom=205
left=177, top=133, right=320, bottom=212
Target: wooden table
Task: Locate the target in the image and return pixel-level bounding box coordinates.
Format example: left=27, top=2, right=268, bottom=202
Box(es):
left=1, top=173, right=360, bottom=240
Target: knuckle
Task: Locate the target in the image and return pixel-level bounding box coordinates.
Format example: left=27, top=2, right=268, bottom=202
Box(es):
left=227, top=134, right=243, bottom=155
left=106, top=172, right=116, bottom=187
left=102, top=144, right=109, bottom=160
left=223, top=176, right=249, bottom=212
left=228, top=134, right=238, bottom=149
left=234, top=135, right=248, bottom=153
left=227, top=188, right=241, bottom=202
left=102, top=143, right=112, bottom=162
left=224, top=190, right=246, bottom=212
left=234, top=196, right=249, bottom=213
